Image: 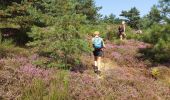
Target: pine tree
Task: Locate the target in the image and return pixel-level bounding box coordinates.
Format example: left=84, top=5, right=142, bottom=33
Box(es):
left=120, top=7, right=141, bottom=29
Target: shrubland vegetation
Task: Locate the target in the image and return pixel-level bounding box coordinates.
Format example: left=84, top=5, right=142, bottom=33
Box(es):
left=0, top=0, right=170, bottom=99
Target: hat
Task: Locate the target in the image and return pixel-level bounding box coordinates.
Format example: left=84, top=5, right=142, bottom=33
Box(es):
left=94, top=31, right=100, bottom=35
left=122, top=21, right=125, bottom=24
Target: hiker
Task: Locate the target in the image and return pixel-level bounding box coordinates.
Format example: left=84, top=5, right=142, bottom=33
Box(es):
left=118, top=21, right=126, bottom=40
left=92, top=31, right=105, bottom=74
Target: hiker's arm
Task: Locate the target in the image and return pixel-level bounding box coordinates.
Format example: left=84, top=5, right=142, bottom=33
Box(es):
left=92, top=38, right=95, bottom=48
left=103, top=43, right=106, bottom=48
left=123, top=25, right=126, bottom=33
left=102, top=39, right=106, bottom=48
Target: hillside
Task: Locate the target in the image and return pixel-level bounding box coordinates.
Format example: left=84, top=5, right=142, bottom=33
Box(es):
left=0, top=39, right=169, bottom=100
left=0, top=0, right=170, bottom=99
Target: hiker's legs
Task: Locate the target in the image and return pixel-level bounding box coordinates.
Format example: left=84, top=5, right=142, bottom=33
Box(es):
left=120, top=34, right=123, bottom=40
left=97, top=57, right=102, bottom=71
left=94, top=56, right=97, bottom=67
left=93, top=50, right=103, bottom=73
left=122, top=32, right=126, bottom=39
left=94, top=56, right=101, bottom=70
left=93, top=56, right=98, bottom=73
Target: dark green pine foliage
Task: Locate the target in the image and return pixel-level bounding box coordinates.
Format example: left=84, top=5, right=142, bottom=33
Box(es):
left=0, top=1, right=35, bottom=44
left=149, top=0, right=170, bottom=62
left=26, top=0, right=93, bottom=68
left=1, top=0, right=101, bottom=68
left=75, top=0, right=102, bottom=23
left=120, top=7, right=141, bottom=29
left=148, top=5, right=162, bottom=24
left=103, top=13, right=117, bottom=24
left=141, top=1, right=170, bottom=62
left=158, top=0, right=170, bottom=19
left=141, top=5, right=162, bottom=29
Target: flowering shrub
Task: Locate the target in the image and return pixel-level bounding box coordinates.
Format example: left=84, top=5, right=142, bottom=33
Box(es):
left=19, top=64, right=51, bottom=80
left=105, top=39, right=150, bottom=68
left=69, top=67, right=170, bottom=100
left=0, top=39, right=170, bottom=100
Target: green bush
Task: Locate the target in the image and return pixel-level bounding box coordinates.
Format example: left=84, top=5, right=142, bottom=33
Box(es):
left=122, top=26, right=142, bottom=40
left=151, top=67, right=170, bottom=86
left=139, top=24, right=170, bottom=62
left=153, top=39, right=170, bottom=62
left=151, top=67, right=160, bottom=77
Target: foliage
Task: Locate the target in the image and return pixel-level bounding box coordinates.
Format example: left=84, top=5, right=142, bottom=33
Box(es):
left=120, top=7, right=141, bottom=29
left=103, top=13, right=116, bottom=24
left=0, top=0, right=103, bottom=68
left=158, top=0, right=170, bottom=19
left=136, top=0, right=170, bottom=63
left=22, top=79, right=46, bottom=100
left=148, top=5, right=162, bottom=23
left=140, top=23, right=170, bottom=62
left=0, top=40, right=29, bottom=58
left=152, top=38, right=170, bottom=62
left=151, top=67, right=160, bottom=77
left=75, top=0, right=102, bottom=22
left=21, top=71, right=69, bottom=100
left=141, top=5, right=162, bottom=29
left=1, top=0, right=170, bottom=100
left=26, top=16, right=91, bottom=68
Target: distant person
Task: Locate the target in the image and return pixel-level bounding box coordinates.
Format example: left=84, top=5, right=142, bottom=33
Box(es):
left=92, top=31, right=105, bottom=74
left=118, top=21, right=126, bottom=40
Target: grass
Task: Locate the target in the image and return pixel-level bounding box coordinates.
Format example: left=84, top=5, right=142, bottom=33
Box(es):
left=21, top=70, right=69, bottom=100
left=0, top=40, right=29, bottom=58
left=21, top=79, right=46, bottom=100
left=46, top=71, right=69, bottom=100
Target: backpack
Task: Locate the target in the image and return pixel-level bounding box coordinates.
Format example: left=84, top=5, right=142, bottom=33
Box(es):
left=93, top=37, right=103, bottom=49
left=118, top=26, right=124, bottom=32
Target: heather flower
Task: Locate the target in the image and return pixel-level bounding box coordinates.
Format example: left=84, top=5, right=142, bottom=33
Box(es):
left=0, top=59, right=5, bottom=64
left=138, top=44, right=147, bottom=49
left=112, top=52, right=121, bottom=60
left=15, top=56, right=28, bottom=65
left=124, top=55, right=134, bottom=61
left=29, top=54, right=39, bottom=61
left=105, top=44, right=114, bottom=49
left=19, top=63, right=51, bottom=80
left=116, top=45, right=134, bottom=49
left=82, top=74, right=95, bottom=84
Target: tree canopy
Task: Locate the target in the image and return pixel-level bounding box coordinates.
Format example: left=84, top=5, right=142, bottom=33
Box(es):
left=120, top=7, right=141, bottom=29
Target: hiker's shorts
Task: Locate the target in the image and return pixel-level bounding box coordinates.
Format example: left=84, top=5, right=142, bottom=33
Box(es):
left=93, top=49, right=103, bottom=57
left=118, top=32, right=126, bottom=38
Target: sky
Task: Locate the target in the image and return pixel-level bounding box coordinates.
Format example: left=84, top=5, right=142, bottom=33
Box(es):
left=95, top=0, right=158, bottom=18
